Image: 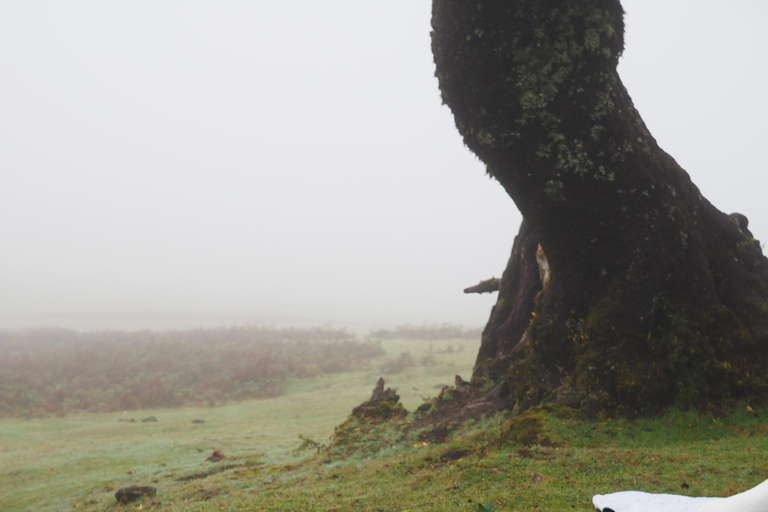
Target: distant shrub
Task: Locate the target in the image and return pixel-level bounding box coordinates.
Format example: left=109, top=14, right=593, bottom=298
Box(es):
left=367, top=323, right=482, bottom=341
left=379, top=352, right=416, bottom=374
left=0, top=326, right=384, bottom=417
left=420, top=344, right=438, bottom=366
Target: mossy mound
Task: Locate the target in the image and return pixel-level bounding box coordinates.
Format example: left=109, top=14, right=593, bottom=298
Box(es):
left=352, top=400, right=407, bottom=421
left=496, top=405, right=576, bottom=447
left=326, top=378, right=410, bottom=458
left=350, top=377, right=408, bottom=421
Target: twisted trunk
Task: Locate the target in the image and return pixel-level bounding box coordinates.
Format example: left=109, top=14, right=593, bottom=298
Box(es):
left=433, top=0, right=768, bottom=415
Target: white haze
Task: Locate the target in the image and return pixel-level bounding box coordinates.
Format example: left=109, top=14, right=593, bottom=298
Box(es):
left=1, top=1, right=766, bottom=332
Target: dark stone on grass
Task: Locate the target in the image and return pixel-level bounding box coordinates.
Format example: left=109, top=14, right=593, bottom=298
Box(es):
left=115, top=485, right=157, bottom=503
left=440, top=448, right=470, bottom=462
left=141, top=416, right=157, bottom=423
left=206, top=449, right=226, bottom=462
left=118, top=418, right=136, bottom=423
left=192, top=419, right=205, bottom=424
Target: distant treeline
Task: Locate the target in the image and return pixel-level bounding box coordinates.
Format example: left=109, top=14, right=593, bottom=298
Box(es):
left=0, top=326, right=383, bottom=418
left=367, top=323, right=482, bottom=341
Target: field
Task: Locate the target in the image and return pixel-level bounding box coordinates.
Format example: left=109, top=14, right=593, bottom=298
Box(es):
left=0, top=337, right=476, bottom=511
left=3, top=337, right=768, bottom=512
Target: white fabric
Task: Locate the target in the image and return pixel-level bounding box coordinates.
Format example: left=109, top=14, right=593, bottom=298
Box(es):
left=593, top=478, right=768, bottom=512
left=592, top=491, right=719, bottom=512
left=698, top=479, right=768, bottom=512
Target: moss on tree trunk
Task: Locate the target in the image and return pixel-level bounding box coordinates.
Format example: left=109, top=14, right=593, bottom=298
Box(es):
left=432, top=0, right=768, bottom=415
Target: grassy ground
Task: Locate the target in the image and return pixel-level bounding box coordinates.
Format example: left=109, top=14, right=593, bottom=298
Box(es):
left=2, top=337, right=768, bottom=511
left=0, top=338, right=475, bottom=511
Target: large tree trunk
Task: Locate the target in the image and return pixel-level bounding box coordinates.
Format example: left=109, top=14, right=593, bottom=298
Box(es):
left=432, top=0, right=768, bottom=415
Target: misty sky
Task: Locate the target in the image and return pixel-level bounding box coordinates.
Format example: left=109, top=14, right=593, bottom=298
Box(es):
left=1, top=1, right=767, bottom=332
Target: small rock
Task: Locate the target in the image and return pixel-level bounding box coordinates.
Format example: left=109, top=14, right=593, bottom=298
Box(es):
left=118, top=418, right=136, bottom=423
left=115, top=485, right=157, bottom=503
left=141, top=416, right=158, bottom=423
left=191, top=419, right=205, bottom=424
left=206, top=450, right=226, bottom=462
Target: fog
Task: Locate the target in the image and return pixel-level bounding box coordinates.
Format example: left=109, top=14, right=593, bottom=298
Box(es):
left=1, top=1, right=766, bottom=332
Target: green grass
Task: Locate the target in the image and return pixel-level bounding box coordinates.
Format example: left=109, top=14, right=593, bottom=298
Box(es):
left=2, top=337, right=768, bottom=511
left=0, top=338, right=476, bottom=511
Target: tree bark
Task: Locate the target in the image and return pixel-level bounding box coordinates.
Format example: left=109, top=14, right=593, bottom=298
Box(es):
left=433, top=0, right=768, bottom=415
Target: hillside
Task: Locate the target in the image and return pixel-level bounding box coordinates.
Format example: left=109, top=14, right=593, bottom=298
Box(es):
left=2, top=335, right=767, bottom=511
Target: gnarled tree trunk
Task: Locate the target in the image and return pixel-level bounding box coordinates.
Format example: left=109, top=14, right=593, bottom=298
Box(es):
left=432, top=0, right=768, bottom=415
